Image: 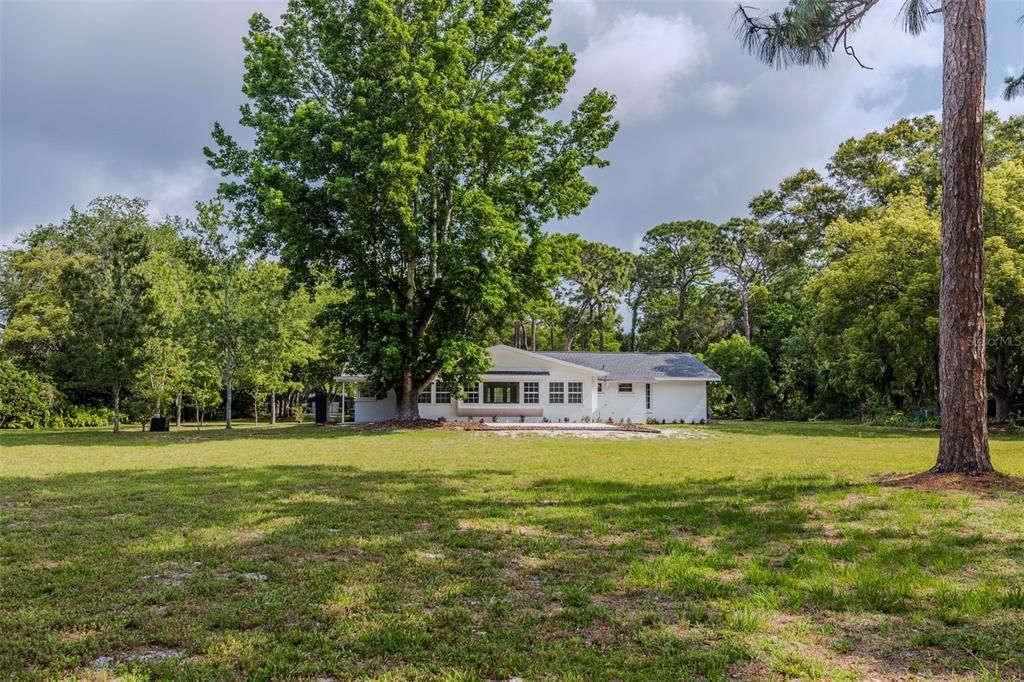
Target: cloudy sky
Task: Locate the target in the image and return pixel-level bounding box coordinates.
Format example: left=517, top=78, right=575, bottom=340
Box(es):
left=2, top=0, right=1023, bottom=249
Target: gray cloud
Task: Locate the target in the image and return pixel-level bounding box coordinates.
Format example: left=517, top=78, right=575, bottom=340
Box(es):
left=2, top=0, right=1023, bottom=250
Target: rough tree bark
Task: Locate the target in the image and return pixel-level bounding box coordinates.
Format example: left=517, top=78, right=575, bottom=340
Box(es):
left=934, top=0, right=993, bottom=474
left=270, top=389, right=277, bottom=425
left=113, top=383, right=121, bottom=433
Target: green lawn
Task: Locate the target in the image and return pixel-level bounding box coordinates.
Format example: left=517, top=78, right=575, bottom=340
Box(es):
left=2, top=422, right=1023, bottom=680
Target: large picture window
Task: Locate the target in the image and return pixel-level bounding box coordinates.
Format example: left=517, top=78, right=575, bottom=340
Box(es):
left=435, top=382, right=451, bottom=404
left=523, top=382, right=539, bottom=404
left=483, top=382, right=518, bottom=404
left=549, top=382, right=564, bottom=404
left=463, top=384, right=480, bottom=404
left=567, top=382, right=583, bottom=404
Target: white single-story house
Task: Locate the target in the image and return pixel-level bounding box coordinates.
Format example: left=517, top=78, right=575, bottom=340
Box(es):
left=337, top=345, right=719, bottom=424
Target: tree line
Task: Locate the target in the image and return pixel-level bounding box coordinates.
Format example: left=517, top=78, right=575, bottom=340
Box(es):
left=3, top=116, right=1024, bottom=429
left=0, top=196, right=349, bottom=430
left=495, top=113, right=1024, bottom=424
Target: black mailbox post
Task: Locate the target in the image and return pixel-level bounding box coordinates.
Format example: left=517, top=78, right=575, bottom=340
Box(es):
left=150, top=417, right=170, bottom=432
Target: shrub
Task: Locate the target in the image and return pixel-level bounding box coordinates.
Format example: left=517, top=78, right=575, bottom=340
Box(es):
left=60, top=405, right=116, bottom=428
left=0, top=360, right=59, bottom=428
left=290, top=405, right=307, bottom=423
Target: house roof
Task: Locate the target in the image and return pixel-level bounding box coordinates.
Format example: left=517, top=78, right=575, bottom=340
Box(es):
left=485, top=370, right=550, bottom=376
left=537, top=352, right=720, bottom=381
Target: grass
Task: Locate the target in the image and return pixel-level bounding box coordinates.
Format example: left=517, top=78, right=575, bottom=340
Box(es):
left=1, top=421, right=1023, bottom=680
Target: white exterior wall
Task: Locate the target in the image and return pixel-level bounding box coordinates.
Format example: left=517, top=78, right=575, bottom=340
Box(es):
left=348, top=346, right=712, bottom=424
left=649, top=381, right=709, bottom=424
left=353, top=390, right=397, bottom=423
left=596, top=381, right=648, bottom=424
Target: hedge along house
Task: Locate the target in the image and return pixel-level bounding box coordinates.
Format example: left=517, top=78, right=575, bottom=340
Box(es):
left=338, top=345, right=719, bottom=424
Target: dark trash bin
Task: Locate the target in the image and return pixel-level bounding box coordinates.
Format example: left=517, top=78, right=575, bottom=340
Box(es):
left=150, top=417, right=170, bottom=432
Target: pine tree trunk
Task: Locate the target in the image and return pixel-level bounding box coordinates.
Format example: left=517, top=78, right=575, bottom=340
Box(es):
left=677, top=286, right=688, bottom=352
left=271, top=389, right=277, bottom=425
left=934, top=0, right=993, bottom=474
left=113, top=383, right=121, bottom=433
left=629, top=299, right=641, bottom=352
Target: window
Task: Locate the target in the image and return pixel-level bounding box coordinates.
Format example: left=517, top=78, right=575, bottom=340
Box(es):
left=483, top=382, right=518, bottom=404
left=618, top=383, right=633, bottom=394
left=567, top=382, right=583, bottom=404
left=549, top=382, right=564, bottom=404
left=523, top=382, right=539, bottom=404
left=418, top=385, right=432, bottom=404
left=597, top=382, right=603, bottom=393
left=435, top=382, right=451, bottom=404
left=463, top=383, right=480, bottom=404
left=646, top=383, right=651, bottom=410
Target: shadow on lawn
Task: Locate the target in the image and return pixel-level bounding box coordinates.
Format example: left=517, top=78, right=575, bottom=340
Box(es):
left=2, top=465, right=1023, bottom=680
left=0, top=422, right=427, bottom=449
left=6, top=418, right=1024, bottom=451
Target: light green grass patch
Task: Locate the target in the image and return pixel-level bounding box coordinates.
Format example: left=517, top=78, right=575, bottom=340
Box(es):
left=2, top=421, right=1023, bottom=680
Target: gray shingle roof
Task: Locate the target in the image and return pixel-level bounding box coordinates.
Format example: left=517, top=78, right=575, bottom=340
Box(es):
left=537, top=352, right=720, bottom=381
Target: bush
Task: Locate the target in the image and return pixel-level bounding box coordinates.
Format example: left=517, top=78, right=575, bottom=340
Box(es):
left=290, top=405, right=307, bottom=424
left=868, top=411, right=940, bottom=429
left=0, top=360, right=60, bottom=428
left=60, top=405, right=116, bottom=428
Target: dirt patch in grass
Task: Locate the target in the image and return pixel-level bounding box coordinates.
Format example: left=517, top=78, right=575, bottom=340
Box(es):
left=880, top=471, right=1024, bottom=495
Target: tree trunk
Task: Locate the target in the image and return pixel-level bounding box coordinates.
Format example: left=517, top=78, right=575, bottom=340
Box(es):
left=676, top=286, right=688, bottom=352
left=175, top=391, right=182, bottom=428
left=741, top=286, right=752, bottom=340
left=271, top=389, right=277, bottom=425
left=628, top=299, right=641, bottom=352
left=934, top=0, right=993, bottom=474
left=530, top=318, right=537, bottom=351
left=396, top=370, right=420, bottom=420
left=113, top=383, right=121, bottom=433
left=224, top=350, right=233, bottom=429
left=196, top=400, right=202, bottom=431
left=993, top=391, right=1010, bottom=425
left=598, top=302, right=605, bottom=351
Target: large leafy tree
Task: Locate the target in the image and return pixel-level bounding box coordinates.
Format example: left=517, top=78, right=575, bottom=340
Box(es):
left=983, top=161, right=1024, bottom=423
left=808, top=195, right=941, bottom=415
left=207, top=0, right=617, bottom=418
left=0, top=225, right=75, bottom=377
left=190, top=201, right=250, bottom=429
left=733, top=0, right=1019, bottom=473
left=59, top=197, right=156, bottom=432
